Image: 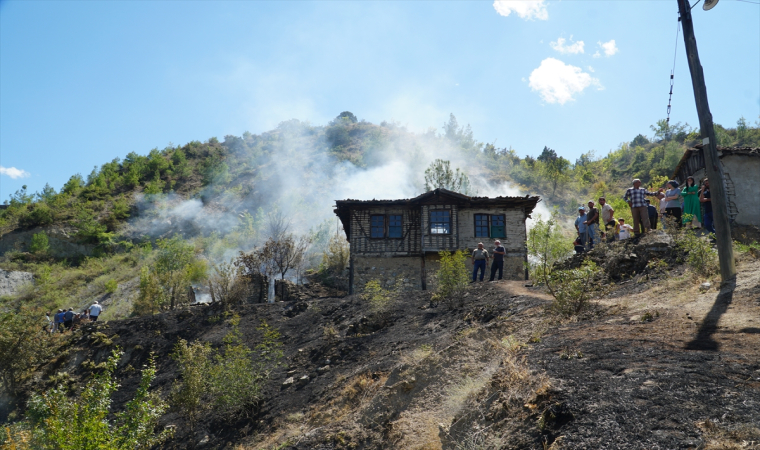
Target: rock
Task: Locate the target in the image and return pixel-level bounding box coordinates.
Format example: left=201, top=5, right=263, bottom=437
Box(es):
left=700, top=282, right=712, bottom=291
left=298, top=375, right=310, bottom=385
left=282, top=377, right=295, bottom=387
left=317, top=365, right=330, bottom=374
left=0, top=269, right=34, bottom=297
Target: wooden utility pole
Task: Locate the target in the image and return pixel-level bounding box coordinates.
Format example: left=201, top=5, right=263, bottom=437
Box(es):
left=676, top=0, right=736, bottom=283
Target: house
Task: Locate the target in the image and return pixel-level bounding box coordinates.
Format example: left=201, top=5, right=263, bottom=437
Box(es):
left=672, top=145, right=760, bottom=226
left=334, top=189, right=541, bottom=294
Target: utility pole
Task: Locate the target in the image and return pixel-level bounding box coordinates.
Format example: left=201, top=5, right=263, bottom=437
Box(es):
left=676, top=0, right=736, bottom=283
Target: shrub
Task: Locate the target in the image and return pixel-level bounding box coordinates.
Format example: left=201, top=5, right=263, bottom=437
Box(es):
left=667, top=225, right=719, bottom=277
left=526, top=212, right=572, bottom=284
left=432, top=250, right=470, bottom=308
left=19, top=203, right=54, bottom=229
left=171, top=339, right=212, bottom=428
left=546, top=260, right=604, bottom=316
left=0, top=307, right=60, bottom=396
left=170, top=316, right=283, bottom=420
left=4, top=350, right=171, bottom=450
left=104, top=279, right=118, bottom=294
left=361, top=279, right=397, bottom=318
left=29, top=232, right=49, bottom=254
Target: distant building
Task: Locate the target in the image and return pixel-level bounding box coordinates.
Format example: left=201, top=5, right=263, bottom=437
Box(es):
left=334, top=188, right=541, bottom=293
left=672, top=145, right=760, bottom=227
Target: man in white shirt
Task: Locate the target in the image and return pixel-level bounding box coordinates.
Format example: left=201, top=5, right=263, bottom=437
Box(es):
left=599, top=197, right=615, bottom=239
left=88, top=301, right=103, bottom=322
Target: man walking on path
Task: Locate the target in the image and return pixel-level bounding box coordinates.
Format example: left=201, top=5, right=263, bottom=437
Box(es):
left=623, top=178, right=658, bottom=236
left=489, top=240, right=506, bottom=281
left=88, top=301, right=103, bottom=322
left=471, top=243, right=489, bottom=282
left=62, top=308, right=74, bottom=331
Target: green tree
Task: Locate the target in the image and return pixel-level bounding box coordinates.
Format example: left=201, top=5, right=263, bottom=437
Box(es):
left=0, top=307, right=59, bottom=396
left=423, top=159, right=474, bottom=195
left=30, top=232, right=49, bottom=254
left=526, top=213, right=572, bottom=285
left=171, top=339, right=212, bottom=429
left=432, top=250, right=470, bottom=308
left=17, top=350, right=171, bottom=450
left=154, top=235, right=199, bottom=309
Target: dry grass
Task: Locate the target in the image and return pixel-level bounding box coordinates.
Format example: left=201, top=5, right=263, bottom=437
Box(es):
left=697, top=420, right=760, bottom=450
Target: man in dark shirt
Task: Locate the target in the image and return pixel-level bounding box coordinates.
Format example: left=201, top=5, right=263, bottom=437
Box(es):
left=646, top=199, right=659, bottom=230
left=584, top=201, right=600, bottom=249
left=489, top=240, right=506, bottom=281
left=63, top=308, right=74, bottom=331
left=700, top=178, right=714, bottom=233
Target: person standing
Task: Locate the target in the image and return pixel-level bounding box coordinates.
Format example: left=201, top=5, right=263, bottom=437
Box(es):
left=699, top=178, right=715, bottom=233
left=681, top=176, right=702, bottom=228
left=575, top=207, right=589, bottom=249
left=646, top=199, right=659, bottom=230
left=623, top=178, right=658, bottom=236
left=54, top=309, right=65, bottom=333
left=489, top=240, right=505, bottom=281
left=584, top=201, right=600, bottom=248
left=63, top=308, right=74, bottom=331
left=662, top=181, right=683, bottom=228
left=471, top=243, right=489, bottom=283
left=599, top=197, right=615, bottom=239
left=45, top=312, right=53, bottom=334
left=88, top=301, right=103, bottom=322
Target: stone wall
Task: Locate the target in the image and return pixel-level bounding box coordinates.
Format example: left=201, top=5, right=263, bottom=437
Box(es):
left=722, top=156, right=760, bottom=226
left=0, top=225, right=95, bottom=258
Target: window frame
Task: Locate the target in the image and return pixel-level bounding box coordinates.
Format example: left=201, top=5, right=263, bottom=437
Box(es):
left=370, top=214, right=386, bottom=239
left=388, top=214, right=403, bottom=239
left=490, top=214, right=506, bottom=238
left=429, top=209, right=452, bottom=235
left=474, top=214, right=489, bottom=237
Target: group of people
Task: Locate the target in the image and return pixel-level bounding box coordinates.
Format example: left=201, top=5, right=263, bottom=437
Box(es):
left=470, top=240, right=506, bottom=282
left=46, top=301, right=103, bottom=333
left=573, top=176, right=714, bottom=252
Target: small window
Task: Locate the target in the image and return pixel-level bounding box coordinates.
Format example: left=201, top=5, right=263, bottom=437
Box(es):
left=430, top=210, right=451, bottom=234
left=491, top=215, right=506, bottom=238
left=388, top=215, right=402, bottom=238
left=475, top=214, right=489, bottom=237
left=370, top=215, right=385, bottom=238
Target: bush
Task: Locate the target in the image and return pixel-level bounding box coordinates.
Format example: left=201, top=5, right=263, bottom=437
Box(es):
left=546, top=260, right=604, bottom=317
left=29, top=232, right=49, bottom=254
left=526, top=213, right=572, bottom=284
left=3, top=350, right=171, bottom=450
left=170, top=316, right=283, bottom=420
left=677, top=232, right=718, bottom=277
left=104, top=279, right=118, bottom=294
left=432, top=250, right=470, bottom=308
left=361, top=279, right=397, bottom=319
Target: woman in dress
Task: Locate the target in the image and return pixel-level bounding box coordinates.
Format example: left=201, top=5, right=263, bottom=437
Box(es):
left=680, top=176, right=702, bottom=228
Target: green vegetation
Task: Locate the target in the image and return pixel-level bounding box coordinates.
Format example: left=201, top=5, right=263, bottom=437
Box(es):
left=170, top=315, right=283, bottom=420
left=2, top=350, right=170, bottom=450
left=424, top=159, right=474, bottom=195
left=526, top=212, right=573, bottom=284
left=432, top=250, right=471, bottom=308
left=546, top=260, right=604, bottom=317
left=361, top=279, right=398, bottom=319
left=29, top=232, right=49, bottom=255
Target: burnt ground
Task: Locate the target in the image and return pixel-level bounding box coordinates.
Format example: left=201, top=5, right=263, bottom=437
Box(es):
left=17, top=248, right=760, bottom=450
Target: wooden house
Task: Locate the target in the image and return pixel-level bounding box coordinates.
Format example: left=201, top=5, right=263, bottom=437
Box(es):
left=334, top=189, right=541, bottom=293
left=672, top=145, right=760, bottom=227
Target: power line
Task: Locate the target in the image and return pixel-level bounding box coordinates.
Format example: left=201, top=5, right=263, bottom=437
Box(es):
left=666, top=17, right=680, bottom=124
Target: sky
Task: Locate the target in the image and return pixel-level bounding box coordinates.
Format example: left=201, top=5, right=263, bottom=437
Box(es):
left=1, top=0, right=758, bottom=201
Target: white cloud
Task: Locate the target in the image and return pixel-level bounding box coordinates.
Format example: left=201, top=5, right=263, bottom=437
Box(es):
left=528, top=58, right=601, bottom=104
left=587, top=66, right=595, bottom=73
left=599, top=39, right=618, bottom=57
left=550, top=37, right=585, bottom=54
left=592, top=51, right=601, bottom=58
left=493, top=0, right=548, bottom=20
left=0, top=166, right=30, bottom=179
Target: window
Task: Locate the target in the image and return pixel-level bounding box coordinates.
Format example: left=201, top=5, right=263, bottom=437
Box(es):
left=473, top=214, right=506, bottom=238
left=430, top=210, right=451, bottom=234
left=491, top=215, right=505, bottom=238
left=474, top=214, right=489, bottom=237
left=388, top=215, right=402, bottom=238
left=370, top=215, right=385, bottom=238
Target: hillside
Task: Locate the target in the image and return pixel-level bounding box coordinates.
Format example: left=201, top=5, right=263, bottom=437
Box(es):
left=1, top=113, right=760, bottom=449
left=4, top=234, right=760, bottom=449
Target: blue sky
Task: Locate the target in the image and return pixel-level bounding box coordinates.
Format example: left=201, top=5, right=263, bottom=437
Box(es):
left=1, top=0, right=758, bottom=200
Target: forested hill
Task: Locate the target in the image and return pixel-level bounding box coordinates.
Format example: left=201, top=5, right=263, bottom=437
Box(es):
left=2, top=112, right=759, bottom=248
